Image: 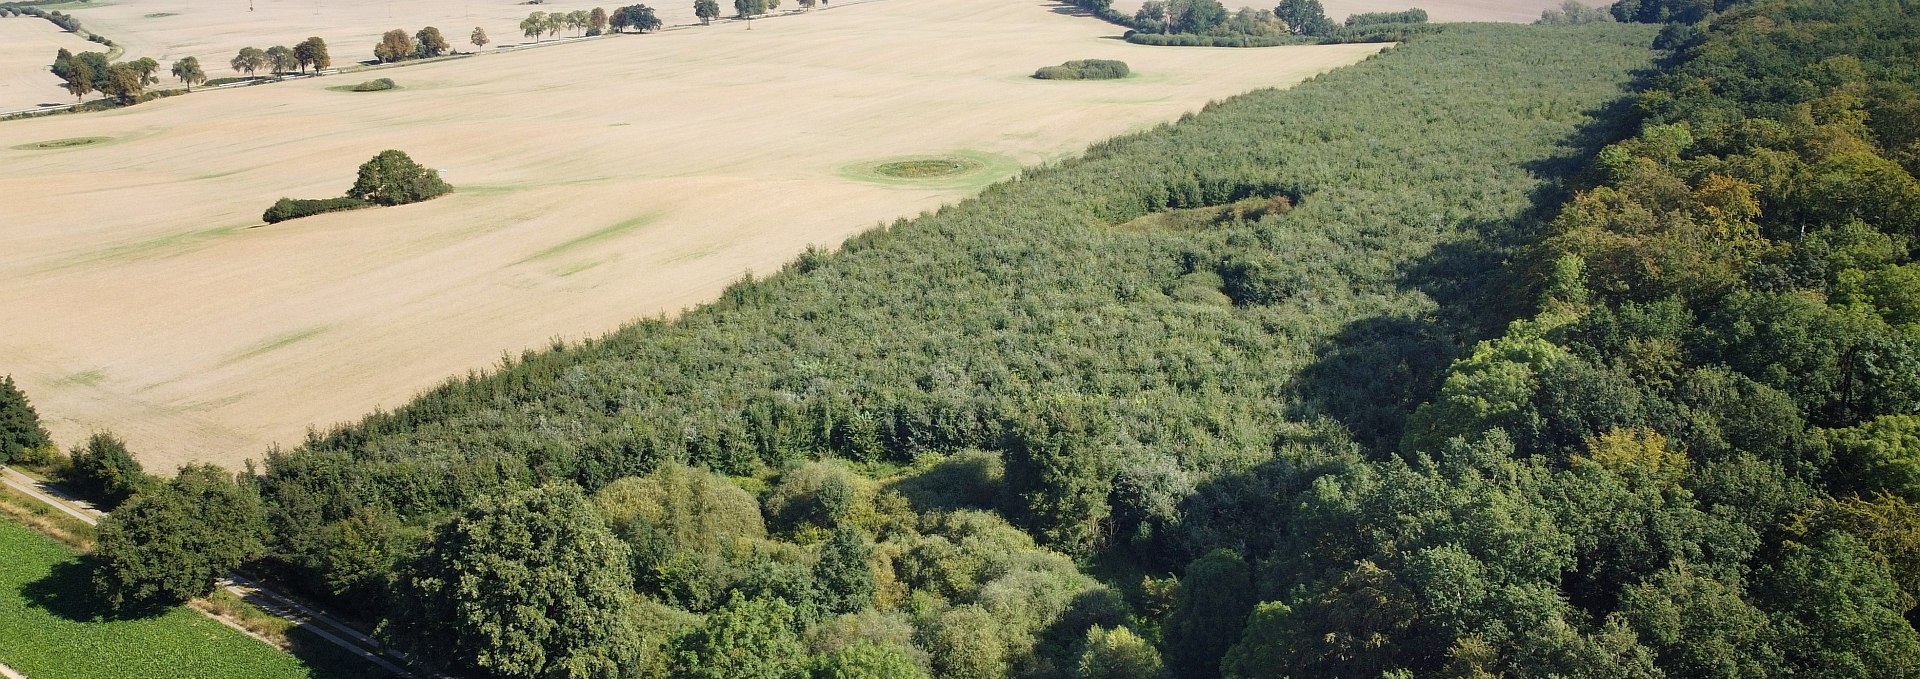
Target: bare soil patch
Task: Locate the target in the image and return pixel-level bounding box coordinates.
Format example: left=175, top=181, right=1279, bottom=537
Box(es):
left=0, top=0, right=1383, bottom=470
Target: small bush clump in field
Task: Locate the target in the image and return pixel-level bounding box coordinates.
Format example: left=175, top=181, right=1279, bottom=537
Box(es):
left=351, top=77, right=396, bottom=91
left=262, top=197, right=371, bottom=223
left=262, top=149, right=449, bottom=223
left=1032, top=59, right=1130, bottom=80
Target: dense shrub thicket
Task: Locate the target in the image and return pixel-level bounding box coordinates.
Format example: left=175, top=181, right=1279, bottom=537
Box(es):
left=261, top=197, right=370, bottom=223
left=233, top=22, right=1664, bottom=678
left=1031, top=59, right=1129, bottom=80
left=349, top=77, right=395, bottom=91
left=1343, top=7, right=1427, bottom=25
left=1122, top=31, right=1313, bottom=46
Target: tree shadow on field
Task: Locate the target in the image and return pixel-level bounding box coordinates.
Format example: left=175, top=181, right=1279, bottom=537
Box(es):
left=286, top=626, right=402, bottom=679
left=20, top=556, right=169, bottom=622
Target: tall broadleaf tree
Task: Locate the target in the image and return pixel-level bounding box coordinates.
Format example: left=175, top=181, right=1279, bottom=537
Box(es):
left=385, top=483, right=643, bottom=679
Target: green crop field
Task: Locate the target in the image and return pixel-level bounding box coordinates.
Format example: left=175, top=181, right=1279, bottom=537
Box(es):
left=0, top=517, right=355, bottom=679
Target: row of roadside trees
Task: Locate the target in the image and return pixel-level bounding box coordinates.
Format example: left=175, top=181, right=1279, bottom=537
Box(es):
left=228, top=37, right=333, bottom=77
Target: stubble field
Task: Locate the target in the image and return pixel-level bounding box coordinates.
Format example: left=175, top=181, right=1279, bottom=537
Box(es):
left=0, top=0, right=1384, bottom=470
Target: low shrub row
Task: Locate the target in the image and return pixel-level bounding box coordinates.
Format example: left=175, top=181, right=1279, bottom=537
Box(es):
left=261, top=197, right=370, bottom=223
left=1032, top=59, right=1130, bottom=80
left=1123, top=31, right=1316, bottom=47
left=350, top=77, right=396, bottom=91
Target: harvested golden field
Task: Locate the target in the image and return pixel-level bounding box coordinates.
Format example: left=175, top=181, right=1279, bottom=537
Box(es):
left=0, top=16, right=97, bottom=112
left=0, top=0, right=1384, bottom=470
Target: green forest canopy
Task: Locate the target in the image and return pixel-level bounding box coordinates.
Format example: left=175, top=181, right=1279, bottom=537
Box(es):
left=56, top=0, right=1920, bottom=676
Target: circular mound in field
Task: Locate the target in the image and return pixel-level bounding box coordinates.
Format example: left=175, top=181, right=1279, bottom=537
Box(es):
left=873, top=157, right=979, bottom=179
left=12, top=137, right=111, bottom=151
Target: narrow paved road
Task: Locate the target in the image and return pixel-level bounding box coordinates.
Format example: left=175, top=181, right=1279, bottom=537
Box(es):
left=0, top=466, right=416, bottom=678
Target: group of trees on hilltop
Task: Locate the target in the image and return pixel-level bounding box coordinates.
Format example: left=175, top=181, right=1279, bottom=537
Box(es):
left=373, top=27, right=451, bottom=63
left=519, top=8, right=609, bottom=41
left=50, top=49, right=158, bottom=104
left=69, top=36, right=325, bottom=102
left=228, top=37, right=331, bottom=77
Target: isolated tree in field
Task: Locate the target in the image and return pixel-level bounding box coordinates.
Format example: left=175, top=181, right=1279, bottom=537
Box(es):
left=695, top=0, right=719, bottom=24
left=61, top=431, right=147, bottom=509
left=735, top=0, right=767, bottom=18
left=385, top=484, right=642, bottom=679
left=230, top=46, right=267, bottom=76
left=522, top=12, right=547, bottom=41
left=1273, top=0, right=1334, bottom=36
left=169, top=56, right=206, bottom=90
left=589, top=6, right=609, bottom=34
left=294, top=36, right=331, bottom=72
left=470, top=26, right=490, bottom=50
left=373, top=29, right=414, bottom=63
left=264, top=45, right=297, bottom=74
left=349, top=149, right=451, bottom=206
left=414, top=26, right=449, bottom=57
left=0, top=375, right=52, bottom=465
left=92, top=464, right=268, bottom=609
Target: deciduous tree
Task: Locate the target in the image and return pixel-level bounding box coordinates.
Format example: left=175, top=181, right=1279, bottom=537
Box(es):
left=470, top=26, right=490, bottom=50
left=386, top=484, right=643, bottom=679
left=373, top=29, right=414, bottom=63
left=264, top=45, right=297, bottom=74
left=294, top=36, right=331, bottom=72
left=230, top=46, right=267, bottom=75
left=61, top=432, right=147, bottom=509
left=414, top=26, right=449, bottom=58
left=92, top=465, right=268, bottom=609
left=169, top=56, right=206, bottom=90
left=695, top=0, right=719, bottom=24
left=348, top=149, right=451, bottom=206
